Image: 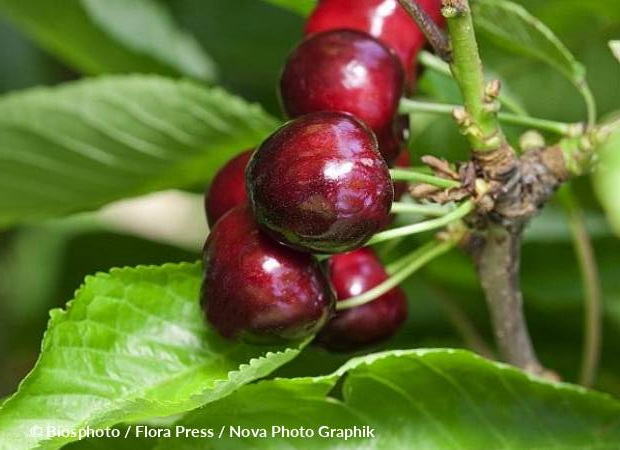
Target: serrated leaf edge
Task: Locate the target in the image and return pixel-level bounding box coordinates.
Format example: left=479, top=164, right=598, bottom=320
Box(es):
left=1, top=261, right=304, bottom=449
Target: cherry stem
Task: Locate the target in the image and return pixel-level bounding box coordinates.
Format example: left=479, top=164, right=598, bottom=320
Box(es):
left=396, top=0, right=452, bottom=61
left=391, top=201, right=454, bottom=216
left=442, top=0, right=508, bottom=152
left=336, top=239, right=455, bottom=310
left=559, top=187, right=602, bottom=387
left=369, top=200, right=474, bottom=246
left=400, top=98, right=580, bottom=136
left=417, top=51, right=528, bottom=117
left=389, top=168, right=461, bottom=188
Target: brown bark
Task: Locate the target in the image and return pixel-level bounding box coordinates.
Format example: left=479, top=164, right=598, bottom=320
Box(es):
left=465, top=145, right=568, bottom=377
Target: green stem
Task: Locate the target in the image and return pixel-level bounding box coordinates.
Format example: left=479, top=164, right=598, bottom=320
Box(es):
left=577, top=82, right=597, bottom=127
left=369, top=200, right=474, bottom=246
left=418, top=50, right=451, bottom=76
left=559, top=187, right=602, bottom=387
left=391, top=202, right=453, bottom=216
left=400, top=99, right=577, bottom=136
left=443, top=0, right=505, bottom=151
left=385, top=248, right=424, bottom=275
left=390, top=168, right=461, bottom=188
left=337, top=240, right=455, bottom=310
left=417, top=51, right=527, bottom=116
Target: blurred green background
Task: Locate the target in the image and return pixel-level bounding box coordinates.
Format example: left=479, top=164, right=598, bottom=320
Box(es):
left=0, top=0, right=619, bottom=398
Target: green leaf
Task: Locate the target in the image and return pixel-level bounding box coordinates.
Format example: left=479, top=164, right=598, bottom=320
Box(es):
left=80, top=0, right=216, bottom=80
left=472, top=0, right=595, bottom=121
left=0, top=0, right=216, bottom=80
left=162, top=350, right=620, bottom=449
left=610, top=41, right=620, bottom=64
left=259, top=0, right=315, bottom=16
left=473, top=0, right=586, bottom=83
left=594, top=129, right=620, bottom=236
left=0, top=262, right=305, bottom=450
left=0, top=75, right=278, bottom=228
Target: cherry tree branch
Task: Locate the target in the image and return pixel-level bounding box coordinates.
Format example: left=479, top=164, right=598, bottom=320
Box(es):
left=441, top=0, right=507, bottom=152
left=471, top=224, right=548, bottom=375
left=435, top=0, right=552, bottom=376
left=396, top=0, right=452, bottom=61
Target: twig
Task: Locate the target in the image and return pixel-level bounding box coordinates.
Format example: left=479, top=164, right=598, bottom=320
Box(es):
left=439, top=0, right=553, bottom=377
left=396, top=0, right=452, bottom=61
left=474, top=224, right=548, bottom=376
left=442, top=0, right=506, bottom=152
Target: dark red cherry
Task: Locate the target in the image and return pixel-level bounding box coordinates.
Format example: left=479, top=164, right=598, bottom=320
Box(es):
left=201, top=204, right=335, bottom=342
left=393, top=148, right=412, bottom=200
left=204, top=150, right=253, bottom=226
left=316, top=247, right=407, bottom=352
left=306, top=0, right=444, bottom=85
left=247, top=112, right=393, bottom=254
left=280, top=29, right=404, bottom=138
left=377, top=114, right=410, bottom=165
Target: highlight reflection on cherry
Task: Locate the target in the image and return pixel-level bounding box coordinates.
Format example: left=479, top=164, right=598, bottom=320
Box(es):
left=305, top=0, right=444, bottom=85
left=201, top=204, right=335, bottom=342
left=280, top=29, right=404, bottom=140
left=316, top=247, right=408, bottom=352
left=246, top=111, right=394, bottom=254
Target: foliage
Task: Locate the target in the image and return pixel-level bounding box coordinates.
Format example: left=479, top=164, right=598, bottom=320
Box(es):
left=0, top=263, right=305, bottom=449
left=0, top=0, right=619, bottom=449
left=0, top=76, right=276, bottom=227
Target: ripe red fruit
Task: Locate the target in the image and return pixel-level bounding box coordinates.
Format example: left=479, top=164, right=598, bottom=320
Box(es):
left=280, top=29, right=404, bottom=142
left=305, top=0, right=444, bottom=84
left=316, top=247, right=408, bottom=352
left=247, top=112, right=393, bottom=254
left=377, top=114, right=410, bottom=165
left=201, top=204, right=335, bottom=342
left=204, top=150, right=253, bottom=226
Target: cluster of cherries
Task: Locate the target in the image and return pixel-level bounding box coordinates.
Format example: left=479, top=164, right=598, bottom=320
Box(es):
left=202, top=0, right=443, bottom=351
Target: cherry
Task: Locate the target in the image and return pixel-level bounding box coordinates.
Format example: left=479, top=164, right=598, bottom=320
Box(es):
left=201, top=204, right=335, bottom=342
left=305, top=0, right=444, bottom=85
left=204, top=149, right=253, bottom=226
left=279, top=29, right=404, bottom=144
left=247, top=112, right=393, bottom=254
left=316, top=247, right=407, bottom=352
left=377, top=114, right=410, bottom=165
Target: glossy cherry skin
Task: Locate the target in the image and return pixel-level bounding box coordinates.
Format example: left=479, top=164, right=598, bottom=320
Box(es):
left=280, top=29, right=404, bottom=141
left=201, top=204, right=335, bottom=342
left=306, top=0, right=444, bottom=85
left=204, top=150, right=253, bottom=226
left=247, top=112, right=394, bottom=254
left=377, top=114, right=410, bottom=165
left=315, top=247, right=408, bottom=352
